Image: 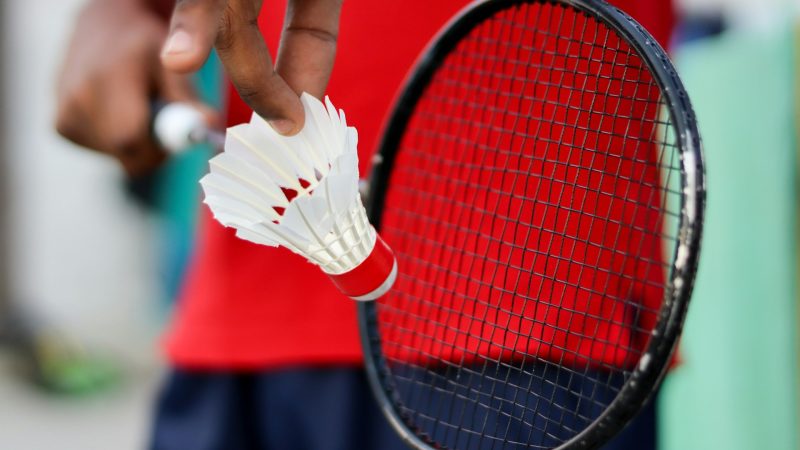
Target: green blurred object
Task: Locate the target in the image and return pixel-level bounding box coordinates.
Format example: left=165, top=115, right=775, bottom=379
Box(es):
left=660, top=23, right=797, bottom=450
left=25, top=329, right=118, bottom=395
left=1, top=313, right=118, bottom=395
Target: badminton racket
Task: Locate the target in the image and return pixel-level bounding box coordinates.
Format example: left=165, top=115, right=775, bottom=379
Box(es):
left=357, top=1, right=705, bottom=449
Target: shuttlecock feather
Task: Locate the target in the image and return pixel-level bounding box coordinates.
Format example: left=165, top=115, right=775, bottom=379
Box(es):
left=200, top=93, right=396, bottom=300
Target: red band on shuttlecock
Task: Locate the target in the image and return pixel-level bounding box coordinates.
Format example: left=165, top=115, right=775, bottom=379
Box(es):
left=328, top=234, right=397, bottom=301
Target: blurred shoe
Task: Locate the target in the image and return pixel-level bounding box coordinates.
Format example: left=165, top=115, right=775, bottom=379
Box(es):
left=0, top=308, right=118, bottom=395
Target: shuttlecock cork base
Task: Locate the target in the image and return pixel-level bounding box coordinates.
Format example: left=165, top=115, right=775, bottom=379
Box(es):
left=327, top=234, right=397, bottom=301
left=200, top=93, right=396, bottom=301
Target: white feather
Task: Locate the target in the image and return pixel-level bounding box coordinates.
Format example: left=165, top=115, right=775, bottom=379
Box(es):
left=208, top=153, right=286, bottom=205
left=200, top=94, right=375, bottom=274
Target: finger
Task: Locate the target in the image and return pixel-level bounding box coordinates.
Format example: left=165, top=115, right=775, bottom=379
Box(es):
left=55, top=80, right=97, bottom=150
left=56, top=64, right=150, bottom=154
left=102, top=69, right=169, bottom=176
left=161, top=0, right=227, bottom=73
left=117, top=137, right=168, bottom=177
left=59, top=68, right=166, bottom=177
left=215, top=0, right=304, bottom=135
left=277, top=0, right=342, bottom=99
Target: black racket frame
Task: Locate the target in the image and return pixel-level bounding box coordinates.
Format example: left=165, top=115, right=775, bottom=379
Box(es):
left=357, top=1, right=705, bottom=448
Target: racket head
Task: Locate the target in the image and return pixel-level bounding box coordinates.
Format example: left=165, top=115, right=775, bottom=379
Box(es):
left=359, top=1, right=704, bottom=449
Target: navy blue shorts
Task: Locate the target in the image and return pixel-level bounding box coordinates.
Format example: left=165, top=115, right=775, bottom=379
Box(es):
left=150, top=367, right=656, bottom=450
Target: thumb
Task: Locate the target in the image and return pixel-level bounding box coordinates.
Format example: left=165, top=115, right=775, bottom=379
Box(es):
left=160, top=0, right=226, bottom=73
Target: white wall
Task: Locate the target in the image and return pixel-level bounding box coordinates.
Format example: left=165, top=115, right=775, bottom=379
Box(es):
left=1, top=0, right=162, bottom=366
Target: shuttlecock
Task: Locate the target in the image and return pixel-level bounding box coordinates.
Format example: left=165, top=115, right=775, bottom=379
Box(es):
left=200, top=93, right=397, bottom=301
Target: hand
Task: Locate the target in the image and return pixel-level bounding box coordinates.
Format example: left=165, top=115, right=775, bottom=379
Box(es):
left=55, top=0, right=216, bottom=177
left=160, top=0, right=343, bottom=135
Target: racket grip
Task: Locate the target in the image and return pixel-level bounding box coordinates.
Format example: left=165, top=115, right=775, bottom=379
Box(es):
left=327, top=233, right=397, bottom=301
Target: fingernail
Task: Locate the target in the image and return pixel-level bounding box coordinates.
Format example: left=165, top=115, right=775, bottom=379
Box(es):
left=163, top=30, right=193, bottom=56
left=268, top=119, right=296, bottom=135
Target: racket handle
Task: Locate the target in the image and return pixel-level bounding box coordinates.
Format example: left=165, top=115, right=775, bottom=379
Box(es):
left=152, top=101, right=224, bottom=154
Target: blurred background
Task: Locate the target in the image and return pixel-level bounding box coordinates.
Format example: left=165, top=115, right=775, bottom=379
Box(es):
left=0, top=0, right=798, bottom=449
left=0, top=1, right=160, bottom=449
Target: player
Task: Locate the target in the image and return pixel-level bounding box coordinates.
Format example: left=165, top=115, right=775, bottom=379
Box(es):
left=56, top=0, right=672, bottom=448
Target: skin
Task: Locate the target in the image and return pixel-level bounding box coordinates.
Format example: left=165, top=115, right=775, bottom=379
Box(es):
left=56, top=0, right=343, bottom=177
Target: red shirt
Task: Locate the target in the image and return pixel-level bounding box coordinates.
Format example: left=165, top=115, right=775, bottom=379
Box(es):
left=164, top=0, right=674, bottom=369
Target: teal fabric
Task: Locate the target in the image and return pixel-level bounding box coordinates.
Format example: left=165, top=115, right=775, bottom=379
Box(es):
left=155, top=54, right=222, bottom=304
left=659, top=25, right=797, bottom=450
